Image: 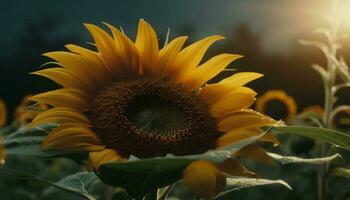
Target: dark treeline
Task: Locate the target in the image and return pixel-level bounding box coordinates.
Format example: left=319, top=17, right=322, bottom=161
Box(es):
left=1, top=19, right=350, bottom=120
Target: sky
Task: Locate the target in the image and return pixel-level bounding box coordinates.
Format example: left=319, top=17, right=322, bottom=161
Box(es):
left=1, top=0, right=349, bottom=54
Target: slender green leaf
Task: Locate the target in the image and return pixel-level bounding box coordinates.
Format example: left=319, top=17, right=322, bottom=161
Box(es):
left=267, top=152, right=342, bottom=164
left=311, top=64, right=329, bottom=82
left=272, top=126, right=350, bottom=150
left=215, top=177, right=292, bottom=199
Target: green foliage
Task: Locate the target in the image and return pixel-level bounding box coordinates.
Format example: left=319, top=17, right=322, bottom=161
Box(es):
left=0, top=168, right=103, bottom=200
left=97, top=130, right=268, bottom=199
left=99, top=158, right=192, bottom=199
left=4, top=123, right=58, bottom=157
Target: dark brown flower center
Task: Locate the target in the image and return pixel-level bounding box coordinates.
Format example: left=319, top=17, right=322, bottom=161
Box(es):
left=265, top=99, right=288, bottom=120
left=87, top=78, right=220, bottom=158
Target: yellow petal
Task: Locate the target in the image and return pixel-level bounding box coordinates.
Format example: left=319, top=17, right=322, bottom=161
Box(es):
left=167, top=35, right=224, bottom=81
left=43, top=51, right=105, bottom=89
left=65, top=44, right=111, bottom=80
left=103, top=22, right=140, bottom=74
left=135, top=19, right=159, bottom=74
left=217, top=109, right=276, bottom=132
left=156, top=36, right=188, bottom=76
left=198, top=72, right=263, bottom=104
left=216, top=159, right=256, bottom=177
left=0, top=99, right=6, bottom=127
left=84, top=24, right=122, bottom=75
left=183, top=160, right=226, bottom=199
left=31, top=68, right=91, bottom=92
left=216, top=130, right=280, bottom=148
left=209, top=92, right=256, bottom=118
left=30, top=107, right=91, bottom=127
left=88, top=149, right=123, bottom=171
left=41, top=124, right=103, bottom=152
left=234, top=145, right=271, bottom=164
left=179, top=54, right=242, bottom=91
left=30, top=89, right=88, bottom=111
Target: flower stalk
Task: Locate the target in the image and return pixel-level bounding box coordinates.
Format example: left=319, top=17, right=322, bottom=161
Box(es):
left=300, top=0, right=350, bottom=199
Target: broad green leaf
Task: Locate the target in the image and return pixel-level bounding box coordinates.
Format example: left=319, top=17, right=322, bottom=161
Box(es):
left=267, top=152, right=342, bottom=164
left=215, top=177, right=292, bottom=199
left=98, top=158, right=192, bottom=200
left=42, top=171, right=103, bottom=200
left=4, top=123, right=87, bottom=160
left=272, top=126, right=350, bottom=150
left=98, top=130, right=267, bottom=199
left=0, top=168, right=99, bottom=200
left=331, top=167, right=350, bottom=178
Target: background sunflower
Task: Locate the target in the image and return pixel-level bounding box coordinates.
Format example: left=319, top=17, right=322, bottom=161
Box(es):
left=256, top=90, right=297, bottom=122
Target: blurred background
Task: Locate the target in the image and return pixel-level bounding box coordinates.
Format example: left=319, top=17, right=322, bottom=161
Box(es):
left=1, top=1, right=350, bottom=199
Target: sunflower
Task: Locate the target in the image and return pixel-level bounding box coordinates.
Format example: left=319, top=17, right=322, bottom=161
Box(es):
left=301, top=105, right=324, bottom=119
left=0, top=99, right=6, bottom=128
left=0, top=99, right=6, bottom=164
left=30, top=20, right=279, bottom=199
left=332, top=109, right=350, bottom=130
left=256, top=90, right=297, bottom=122
left=15, top=95, right=48, bottom=126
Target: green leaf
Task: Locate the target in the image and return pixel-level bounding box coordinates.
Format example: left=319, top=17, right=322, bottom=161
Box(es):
left=267, top=152, right=342, bottom=164
left=0, top=167, right=100, bottom=200
left=98, top=158, right=192, bottom=200
left=98, top=130, right=267, bottom=199
left=42, top=171, right=103, bottom=200
left=4, top=123, right=87, bottom=160
left=272, top=126, right=350, bottom=150
left=215, top=177, right=292, bottom=199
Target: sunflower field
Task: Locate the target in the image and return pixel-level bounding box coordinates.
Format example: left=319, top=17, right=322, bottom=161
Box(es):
left=1, top=0, right=350, bottom=199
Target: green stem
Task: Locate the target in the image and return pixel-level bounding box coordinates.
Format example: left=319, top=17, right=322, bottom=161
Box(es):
left=317, top=3, right=339, bottom=199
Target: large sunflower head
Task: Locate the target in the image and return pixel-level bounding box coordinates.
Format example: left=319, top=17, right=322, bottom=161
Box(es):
left=30, top=20, right=279, bottom=199
left=256, top=90, right=297, bottom=122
